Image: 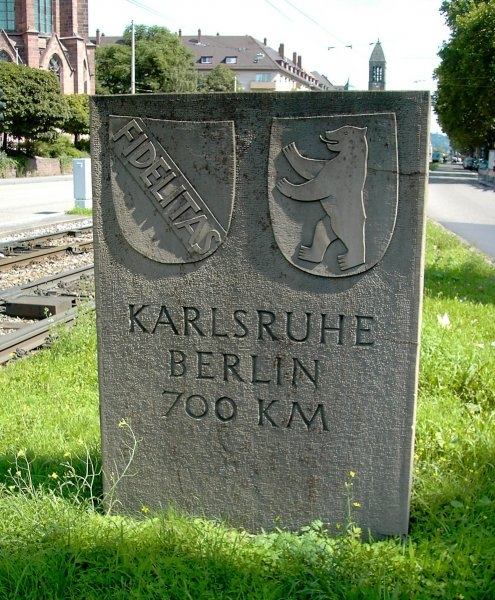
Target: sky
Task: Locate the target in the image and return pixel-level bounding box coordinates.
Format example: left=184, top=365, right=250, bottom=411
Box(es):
left=88, top=0, right=451, bottom=133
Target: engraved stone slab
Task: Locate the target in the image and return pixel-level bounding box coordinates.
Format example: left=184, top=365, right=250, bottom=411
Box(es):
left=91, top=92, right=429, bottom=537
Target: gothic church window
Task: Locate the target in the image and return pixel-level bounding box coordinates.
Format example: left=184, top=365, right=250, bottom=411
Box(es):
left=35, top=0, right=52, bottom=34
left=0, top=0, right=14, bottom=30
left=373, top=66, right=383, bottom=83
left=49, top=55, right=61, bottom=81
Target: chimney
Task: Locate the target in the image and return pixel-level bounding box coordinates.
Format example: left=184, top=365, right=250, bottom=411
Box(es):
left=278, top=43, right=284, bottom=57
left=96, top=28, right=101, bottom=45
left=298, top=55, right=302, bottom=68
left=263, top=37, right=267, bottom=45
left=178, top=29, right=182, bottom=38
left=293, top=51, right=297, bottom=64
left=198, top=28, right=201, bottom=43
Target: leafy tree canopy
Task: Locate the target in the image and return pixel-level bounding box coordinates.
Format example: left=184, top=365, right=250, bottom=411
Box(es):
left=199, top=64, right=237, bottom=92
left=62, top=94, right=90, bottom=143
left=440, top=0, right=474, bottom=29
left=435, top=0, right=495, bottom=150
left=96, top=25, right=197, bottom=94
left=0, top=62, right=69, bottom=148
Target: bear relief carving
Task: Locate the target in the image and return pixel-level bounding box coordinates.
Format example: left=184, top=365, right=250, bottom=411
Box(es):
left=276, top=125, right=368, bottom=272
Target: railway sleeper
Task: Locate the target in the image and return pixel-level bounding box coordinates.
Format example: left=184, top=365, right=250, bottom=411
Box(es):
left=2, top=295, right=75, bottom=318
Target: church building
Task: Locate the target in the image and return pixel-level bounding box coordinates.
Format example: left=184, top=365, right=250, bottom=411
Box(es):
left=368, top=40, right=386, bottom=91
left=0, top=0, right=95, bottom=94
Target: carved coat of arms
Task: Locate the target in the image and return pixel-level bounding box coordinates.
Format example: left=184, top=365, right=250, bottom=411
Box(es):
left=269, top=114, right=398, bottom=277
left=109, top=116, right=235, bottom=264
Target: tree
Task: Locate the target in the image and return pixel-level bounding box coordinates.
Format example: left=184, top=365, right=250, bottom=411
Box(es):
left=440, top=0, right=475, bottom=29
left=95, top=44, right=132, bottom=95
left=62, top=94, right=90, bottom=144
left=96, top=25, right=197, bottom=94
left=0, top=62, right=69, bottom=152
left=434, top=0, right=495, bottom=150
left=199, top=64, right=237, bottom=92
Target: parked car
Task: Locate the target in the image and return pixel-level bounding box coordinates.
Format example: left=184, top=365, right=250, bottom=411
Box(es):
left=463, top=157, right=475, bottom=170
left=476, top=159, right=488, bottom=171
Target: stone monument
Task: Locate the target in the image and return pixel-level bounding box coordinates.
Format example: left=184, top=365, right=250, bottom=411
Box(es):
left=91, top=92, right=429, bottom=537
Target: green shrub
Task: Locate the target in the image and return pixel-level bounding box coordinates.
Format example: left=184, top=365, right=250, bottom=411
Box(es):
left=60, top=155, right=74, bottom=173
left=0, top=150, right=17, bottom=177
left=75, top=138, right=90, bottom=153
left=33, top=134, right=89, bottom=159
left=0, top=150, right=27, bottom=177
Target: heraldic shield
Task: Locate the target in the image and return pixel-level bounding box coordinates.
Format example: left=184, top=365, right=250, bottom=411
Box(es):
left=109, top=116, right=235, bottom=264
left=268, top=113, right=398, bottom=278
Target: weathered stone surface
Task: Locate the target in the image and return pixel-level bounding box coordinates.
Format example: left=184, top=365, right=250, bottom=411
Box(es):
left=91, top=92, right=429, bottom=537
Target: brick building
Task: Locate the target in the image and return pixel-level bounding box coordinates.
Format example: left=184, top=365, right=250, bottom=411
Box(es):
left=0, top=0, right=94, bottom=94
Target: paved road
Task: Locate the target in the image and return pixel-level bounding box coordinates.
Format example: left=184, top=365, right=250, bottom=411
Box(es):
left=0, top=175, right=78, bottom=235
left=428, top=164, right=495, bottom=261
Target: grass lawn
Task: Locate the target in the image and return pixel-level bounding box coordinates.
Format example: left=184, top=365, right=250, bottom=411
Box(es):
left=0, top=221, right=494, bottom=599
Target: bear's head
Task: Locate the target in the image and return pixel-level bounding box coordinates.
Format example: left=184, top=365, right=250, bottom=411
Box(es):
left=320, top=125, right=367, bottom=152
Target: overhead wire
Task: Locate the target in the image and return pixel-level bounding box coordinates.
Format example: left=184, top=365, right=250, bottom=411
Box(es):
left=279, top=0, right=349, bottom=46
left=124, top=0, right=171, bottom=23
left=121, top=0, right=395, bottom=88
left=263, top=0, right=293, bottom=21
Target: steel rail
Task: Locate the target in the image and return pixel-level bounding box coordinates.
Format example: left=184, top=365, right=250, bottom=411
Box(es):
left=0, top=264, right=95, bottom=301
left=0, top=241, right=93, bottom=271
left=0, top=226, right=93, bottom=272
left=0, top=226, right=93, bottom=250
left=0, top=302, right=95, bottom=365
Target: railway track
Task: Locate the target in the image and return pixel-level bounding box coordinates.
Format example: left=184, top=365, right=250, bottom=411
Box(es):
left=0, top=305, right=93, bottom=364
left=0, top=226, right=93, bottom=271
left=0, top=264, right=95, bottom=365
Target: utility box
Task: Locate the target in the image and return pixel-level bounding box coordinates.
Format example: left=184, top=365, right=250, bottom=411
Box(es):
left=73, top=158, right=92, bottom=209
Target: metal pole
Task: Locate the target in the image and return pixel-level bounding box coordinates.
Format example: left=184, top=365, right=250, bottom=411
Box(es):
left=131, top=20, right=136, bottom=94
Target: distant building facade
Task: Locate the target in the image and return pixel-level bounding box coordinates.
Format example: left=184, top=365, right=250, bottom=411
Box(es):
left=179, top=31, right=339, bottom=92
left=0, top=0, right=95, bottom=94
left=368, top=40, right=386, bottom=91
left=93, top=29, right=340, bottom=93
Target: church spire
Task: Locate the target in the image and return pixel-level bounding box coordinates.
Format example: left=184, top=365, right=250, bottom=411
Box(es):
left=369, top=40, right=386, bottom=91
